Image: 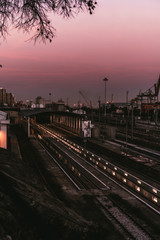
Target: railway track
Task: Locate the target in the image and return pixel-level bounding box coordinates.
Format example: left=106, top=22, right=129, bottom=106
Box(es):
left=88, top=138, right=160, bottom=191
left=96, top=195, right=152, bottom=240
left=30, top=125, right=155, bottom=239
left=47, top=123, right=160, bottom=174
left=51, top=123, right=160, bottom=192
left=38, top=135, right=109, bottom=191
left=32, top=123, right=160, bottom=215
left=113, top=139, right=160, bottom=163
left=116, top=128, right=160, bottom=151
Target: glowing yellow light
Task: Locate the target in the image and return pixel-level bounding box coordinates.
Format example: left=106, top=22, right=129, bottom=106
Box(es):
left=153, top=189, right=157, bottom=194
left=152, top=197, right=158, bottom=203
left=136, top=186, right=140, bottom=192
left=72, top=166, right=74, bottom=171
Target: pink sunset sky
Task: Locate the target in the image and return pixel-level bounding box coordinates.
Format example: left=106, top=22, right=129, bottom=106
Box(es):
left=1, top=0, right=160, bottom=106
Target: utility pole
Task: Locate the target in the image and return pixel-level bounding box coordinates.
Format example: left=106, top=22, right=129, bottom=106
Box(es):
left=111, top=93, right=114, bottom=103
left=28, top=116, right=30, bottom=137
left=49, top=92, right=51, bottom=102
left=126, top=90, right=129, bottom=152
left=98, top=96, right=101, bottom=124
left=103, top=77, right=108, bottom=117
left=66, top=97, right=69, bottom=106
left=131, top=101, right=134, bottom=140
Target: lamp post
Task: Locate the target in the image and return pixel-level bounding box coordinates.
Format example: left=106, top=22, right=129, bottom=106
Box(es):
left=28, top=116, right=30, bottom=137
left=98, top=96, right=101, bottom=124
left=103, top=77, right=108, bottom=117
left=126, top=90, right=129, bottom=152
left=49, top=92, right=51, bottom=102
left=131, top=101, right=134, bottom=140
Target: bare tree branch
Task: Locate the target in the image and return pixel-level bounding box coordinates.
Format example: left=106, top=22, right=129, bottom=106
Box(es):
left=0, top=0, right=97, bottom=43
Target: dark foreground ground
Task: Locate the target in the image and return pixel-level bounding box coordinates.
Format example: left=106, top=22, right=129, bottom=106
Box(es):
left=0, top=126, right=125, bottom=240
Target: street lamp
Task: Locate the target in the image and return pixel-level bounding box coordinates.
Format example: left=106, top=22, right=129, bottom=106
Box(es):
left=49, top=92, right=51, bottom=102
left=103, top=77, right=108, bottom=117
left=126, top=90, right=129, bottom=152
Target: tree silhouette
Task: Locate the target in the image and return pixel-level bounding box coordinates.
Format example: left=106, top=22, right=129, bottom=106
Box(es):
left=0, top=0, right=97, bottom=43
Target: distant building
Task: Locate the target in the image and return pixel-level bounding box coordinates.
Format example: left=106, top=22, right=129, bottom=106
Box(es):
left=34, top=96, right=45, bottom=108
left=0, top=88, right=15, bottom=107
left=32, top=96, right=66, bottom=111
left=45, top=99, right=66, bottom=112
left=6, top=93, right=15, bottom=107
left=0, top=88, right=6, bottom=106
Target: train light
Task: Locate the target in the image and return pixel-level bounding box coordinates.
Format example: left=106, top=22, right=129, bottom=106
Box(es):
left=84, top=154, right=86, bottom=157
left=103, top=166, right=106, bottom=170
left=72, top=166, right=74, bottom=171
left=114, top=167, right=117, bottom=171
left=87, top=151, right=89, bottom=154
left=137, top=180, right=141, bottom=185
left=82, top=148, right=84, bottom=151
left=136, top=186, right=140, bottom=192
left=98, top=157, right=101, bottom=160
left=78, top=172, right=81, bottom=177
left=152, top=189, right=157, bottom=194
left=123, top=178, right=127, bottom=183
left=92, top=154, right=94, bottom=157
left=124, top=173, right=128, bottom=177
left=106, top=162, right=108, bottom=165
left=89, top=157, right=92, bottom=161
left=152, top=197, right=158, bottom=203
left=112, top=171, right=116, bottom=176
left=96, top=161, right=98, bottom=165
left=38, top=134, right=42, bottom=139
